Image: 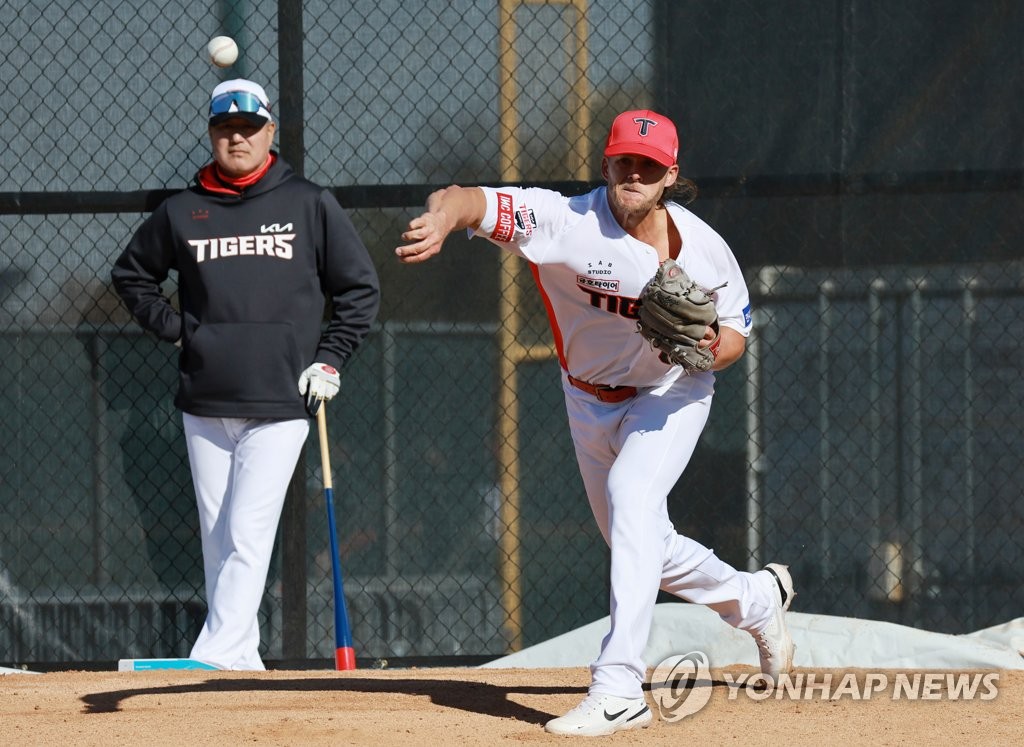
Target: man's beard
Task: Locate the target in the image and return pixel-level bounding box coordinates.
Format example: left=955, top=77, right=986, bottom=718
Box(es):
left=608, top=184, right=661, bottom=217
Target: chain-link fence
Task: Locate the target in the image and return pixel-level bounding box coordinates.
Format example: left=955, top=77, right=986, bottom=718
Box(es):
left=2, top=0, right=1022, bottom=667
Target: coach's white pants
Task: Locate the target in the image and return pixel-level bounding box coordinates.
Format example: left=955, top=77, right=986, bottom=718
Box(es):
left=563, top=373, right=778, bottom=699
left=183, top=414, right=309, bottom=670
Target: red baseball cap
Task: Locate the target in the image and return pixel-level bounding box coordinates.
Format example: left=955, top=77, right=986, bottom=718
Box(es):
left=603, top=109, right=678, bottom=167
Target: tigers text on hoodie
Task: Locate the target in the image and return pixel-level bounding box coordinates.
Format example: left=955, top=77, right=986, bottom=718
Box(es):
left=112, top=154, right=381, bottom=419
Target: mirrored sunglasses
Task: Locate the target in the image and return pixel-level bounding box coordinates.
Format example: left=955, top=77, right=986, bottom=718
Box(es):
left=209, top=91, right=270, bottom=117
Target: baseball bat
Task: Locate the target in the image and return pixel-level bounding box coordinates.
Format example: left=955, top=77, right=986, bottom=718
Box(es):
left=316, top=404, right=356, bottom=670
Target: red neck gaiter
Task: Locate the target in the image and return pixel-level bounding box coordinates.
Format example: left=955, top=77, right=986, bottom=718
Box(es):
left=198, top=153, right=276, bottom=195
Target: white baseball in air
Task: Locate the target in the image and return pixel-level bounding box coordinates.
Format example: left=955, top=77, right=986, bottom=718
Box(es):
left=207, top=36, right=238, bottom=68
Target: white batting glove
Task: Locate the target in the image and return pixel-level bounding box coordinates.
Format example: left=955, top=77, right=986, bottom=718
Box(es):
left=297, top=362, right=340, bottom=415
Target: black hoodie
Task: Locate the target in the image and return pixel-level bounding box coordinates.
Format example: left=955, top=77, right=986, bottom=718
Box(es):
left=111, top=154, right=380, bottom=419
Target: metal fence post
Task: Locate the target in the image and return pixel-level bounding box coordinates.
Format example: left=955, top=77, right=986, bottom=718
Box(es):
left=278, top=0, right=308, bottom=660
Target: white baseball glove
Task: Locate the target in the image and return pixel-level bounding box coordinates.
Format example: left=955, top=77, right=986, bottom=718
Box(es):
left=297, top=362, right=340, bottom=415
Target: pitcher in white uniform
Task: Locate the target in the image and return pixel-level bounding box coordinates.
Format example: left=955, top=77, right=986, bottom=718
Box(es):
left=396, top=109, right=795, bottom=737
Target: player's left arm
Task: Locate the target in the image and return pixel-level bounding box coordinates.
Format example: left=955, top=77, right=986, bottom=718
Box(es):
left=316, top=191, right=381, bottom=370
left=706, top=326, right=745, bottom=371
left=703, top=232, right=751, bottom=372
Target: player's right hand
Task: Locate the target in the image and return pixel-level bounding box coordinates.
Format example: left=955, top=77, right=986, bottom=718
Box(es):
left=395, top=209, right=450, bottom=264
left=396, top=185, right=486, bottom=263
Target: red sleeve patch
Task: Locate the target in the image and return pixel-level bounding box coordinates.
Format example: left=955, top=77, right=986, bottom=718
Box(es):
left=490, top=191, right=515, bottom=242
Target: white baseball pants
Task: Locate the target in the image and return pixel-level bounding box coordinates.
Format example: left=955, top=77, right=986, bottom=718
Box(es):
left=562, top=372, right=778, bottom=699
left=183, top=414, right=309, bottom=670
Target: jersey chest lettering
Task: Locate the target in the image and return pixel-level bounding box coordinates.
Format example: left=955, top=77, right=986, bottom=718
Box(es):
left=188, top=233, right=296, bottom=263
left=577, top=284, right=640, bottom=319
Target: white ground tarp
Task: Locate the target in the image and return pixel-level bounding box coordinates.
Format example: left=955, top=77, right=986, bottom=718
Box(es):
left=481, top=604, right=1024, bottom=671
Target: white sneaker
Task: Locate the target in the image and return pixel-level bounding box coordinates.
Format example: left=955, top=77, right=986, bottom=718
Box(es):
left=751, top=563, right=796, bottom=680
left=544, top=693, right=652, bottom=737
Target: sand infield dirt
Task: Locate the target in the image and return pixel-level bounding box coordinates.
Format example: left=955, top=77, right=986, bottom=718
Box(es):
left=2, top=665, right=1021, bottom=745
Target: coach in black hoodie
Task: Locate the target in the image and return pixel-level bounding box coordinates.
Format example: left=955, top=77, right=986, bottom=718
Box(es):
left=112, top=78, right=380, bottom=669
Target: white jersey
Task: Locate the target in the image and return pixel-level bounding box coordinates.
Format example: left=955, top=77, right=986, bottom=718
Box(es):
left=473, top=186, right=752, bottom=388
